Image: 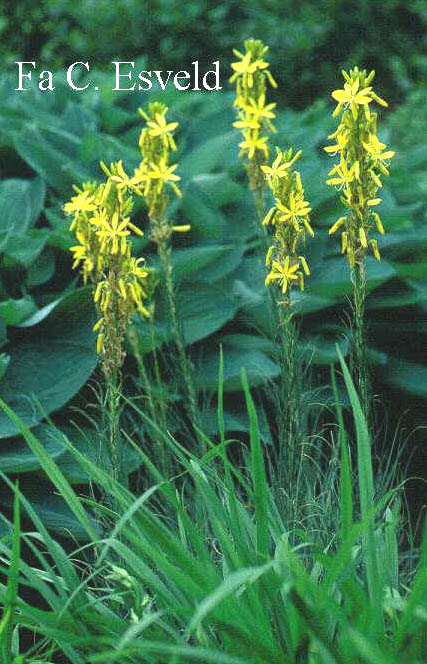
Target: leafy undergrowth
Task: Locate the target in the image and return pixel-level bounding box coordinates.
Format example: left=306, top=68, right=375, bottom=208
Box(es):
left=0, top=352, right=426, bottom=663
left=0, top=71, right=426, bottom=533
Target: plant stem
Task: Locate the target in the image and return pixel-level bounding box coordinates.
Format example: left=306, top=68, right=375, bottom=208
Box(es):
left=106, top=369, right=124, bottom=486
left=352, top=259, right=370, bottom=424
left=128, top=328, right=170, bottom=475
left=157, top=237, right=204, bottom=448
left=278, top=297, right=301, bottom=493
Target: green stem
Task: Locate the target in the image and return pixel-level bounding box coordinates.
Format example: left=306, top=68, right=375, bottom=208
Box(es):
left=128, top=329, right=170, bottom=474
left=158, top=237, right=204, bottom=449
left=253, top=184, right=265, bottom=229
left=352, top=260, right=370, bottom=425
left=106, top=370, right=124, bottom=487
left=278, top=298, right=301, bottom=496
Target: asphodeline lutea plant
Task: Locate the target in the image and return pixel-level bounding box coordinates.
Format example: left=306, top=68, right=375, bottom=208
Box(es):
left=262, top=147, right=314, bottom=490
left=64, top=166, right=150, bottom=482
left=230, top=39, right=277, bottom=220
left=263, top=148, right=313, bottom=296
left=127, top=103, right=203, bottom=441
left=325, top=66, right=395, bottom=421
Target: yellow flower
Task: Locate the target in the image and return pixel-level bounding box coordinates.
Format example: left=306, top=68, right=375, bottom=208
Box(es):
left=147, top=112, right=179, bottom=150
left=244, top=93, right=276, bottom=121
left=95, top=210, right=131, bottom=254
left=230, top=50, right=269, bottom=87
left=70, top=244, right=88, bottom=270
left=276, top=191, right=312, bottom=229
left=331, top=78, right=373, bottom=118
left=233, top=117, right=260, bottom=130
left=64, top=191, right=96, bottom=215
left=362, top=134, right=395, bottom=174
left=239, top=132, right=269, bottom=159
left=326, top=68, right=393, bottom=264
left=148, top=161, right=181, bottom=197
left=261, top=149, right=302, bottom=180
left=265, top=257, right=302, bottom=293
left=326, top=160, right=355, bottom=188
left=323, top=132, right=348, bottom=155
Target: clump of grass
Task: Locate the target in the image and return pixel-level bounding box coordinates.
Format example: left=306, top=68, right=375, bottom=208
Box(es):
left=0, top=352, right=425, bottom=663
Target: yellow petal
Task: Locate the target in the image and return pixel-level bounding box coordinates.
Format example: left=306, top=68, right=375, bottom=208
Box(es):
left=359, top=227, right=368, bottom=248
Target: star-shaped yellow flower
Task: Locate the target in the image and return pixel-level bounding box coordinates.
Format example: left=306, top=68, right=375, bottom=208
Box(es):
left=244, top=93, right=276, bottom=121
left=276, top=191, right=312, bottom=229
left=239, top=132, right=269, bottom=159
left=362, top=134, right=395, bottom=173
left=265, top=257, right=302, bottom=293
left=95, top=210, right=131, bottom=254
left=63, top=191, right=96, bottom=216
left=261, top=149, right=302, bottom=180
left=148, top=161, right=181, bottom=197
left=230, top=50, right=269, bottom=87
left=147, top=112, right=179, bottom=150
left=331, top=79, right=373, bottom=118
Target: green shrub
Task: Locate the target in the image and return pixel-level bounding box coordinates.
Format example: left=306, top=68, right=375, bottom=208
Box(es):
left=1, top=0, right=425, bottom=105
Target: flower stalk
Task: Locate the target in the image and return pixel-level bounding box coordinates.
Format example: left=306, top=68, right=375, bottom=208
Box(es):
left=325, top=67, right=394, bottom=421
left=64, top=167, right=150, bottom=484
left=230, top=39, right=277, bottom=226
left=130, top=103, right=203, bottom=443
left=263, top=148, right=314, bottom=486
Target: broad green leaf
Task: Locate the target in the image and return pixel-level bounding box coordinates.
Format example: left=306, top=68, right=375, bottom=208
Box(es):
left=133, top=282, right=237, bottom=354
left=0, top=297, right=38, bottom=325
left=311, top=256, right=395, bottom=299
left=3, top=230, right=48, bottom=267
left=0, top=289, right=97, bottom=438
left=0, top=480, right=97, bottom=541
left=15, top=125, right=90, bottom=193
left=0, top=354, right=10, bottom=380
left=383, top=359, right=427, bottom=397
left=26, top=247, right=56, bottom=287
left=171, top=245, right=232, bottom=281
left=198, top=347, right=279, bottom=392
left=0, top=178, right=45, bottom=235
left=0, top=425, right=66, bottom=473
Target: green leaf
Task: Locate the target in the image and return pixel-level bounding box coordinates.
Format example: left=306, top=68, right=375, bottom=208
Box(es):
left=187, top=563, right=273, bottom=635
left=337, top=347, right=381, bottom=620
left=0, top=178, right=45, bottom=235
left=0, top=289, right=97, bottom=438
left=0, top=402, right=97, bottom=541
left=198, top=347, right=279, bottom=392
left=383, top=359, right=427, bottom=397
left=311, top=257, right=395, bottom=299
left=191, top=173, right=243, bottom=206
left=133, top=283, right=237, bottom=354
left=55, top=426, right=142, bottom=482
left=0, top=297, right=38, bottom=326
left=0, top=354, right=10, bottom=381
left=242, top=369, right=268, bottom=558
left=26, top=247, right=55, bottom=287
left=0, top=425, right=66, bottom=474
left=171, top=245, right=233, bottom=282
left=0, top=479, right=97, bottom=542
left=14, top=126, right=90, bottom=193
left=3, top=230, right=48, bottom=267
left=180, top=130, right=236, bottom=177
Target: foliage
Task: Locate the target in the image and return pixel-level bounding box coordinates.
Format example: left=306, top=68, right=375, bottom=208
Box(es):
left=0, top=66, right=426, bottom=533
left=0, top=0, right=426, bottom=107
left=0, top=357, right=425, bottom=662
